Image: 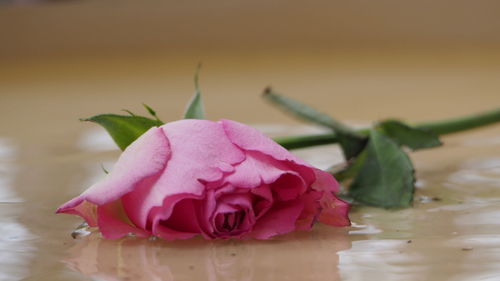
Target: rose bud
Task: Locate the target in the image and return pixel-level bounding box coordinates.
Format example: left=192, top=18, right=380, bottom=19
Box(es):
left=57, top=119, right=350, bottom=240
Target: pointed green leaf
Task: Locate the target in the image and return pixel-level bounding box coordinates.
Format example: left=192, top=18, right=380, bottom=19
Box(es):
left=262, top=88, right=367, bottom=159
left=122, top=109, right=136, bottom=117
left=81, top=114, right=163, bottom=150
left=348, top=129, right=415, bottom=208
left=377, top=120, right=442, bottom=150
left=184, top=65, right=205, bottom=119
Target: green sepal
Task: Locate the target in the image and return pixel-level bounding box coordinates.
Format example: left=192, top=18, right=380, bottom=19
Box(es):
left=142, top=103, right=162, bottom=122
left=184, top=64, right=205, bottom=119
left=81, top=114, right=163, bottom=151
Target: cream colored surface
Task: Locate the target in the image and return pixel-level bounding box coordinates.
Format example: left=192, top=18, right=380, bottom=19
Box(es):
left=0, top=51, right=500, bottom=281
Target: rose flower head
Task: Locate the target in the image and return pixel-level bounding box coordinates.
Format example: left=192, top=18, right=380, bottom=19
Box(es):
left=57, top=119, right=350, bottom=240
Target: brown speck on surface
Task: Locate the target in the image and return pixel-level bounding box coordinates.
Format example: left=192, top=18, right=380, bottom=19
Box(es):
left=407, top=240, right=412, bottom=244
left=230, top=253, right=237, bottom=256
left=262, top=86, right=272, bottom=96
left=461, top=247, right=473, bottom=251
left=188, top=265, right=195, bottom=270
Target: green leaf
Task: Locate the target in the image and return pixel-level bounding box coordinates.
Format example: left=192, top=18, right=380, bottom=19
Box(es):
left=81, top=114, right=163, bottom=150
left=348, top=129, right=415, bottom=208
left=262, top=88, right=367, bottom=159
left=184, top=64, right=205, bottom=119
left=377, top=120, right=442, bottom=150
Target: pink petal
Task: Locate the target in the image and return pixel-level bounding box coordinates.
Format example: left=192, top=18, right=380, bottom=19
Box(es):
left=196, top=190, right=217, bottom=238
left=221, top=119, right=350, bottom=228
left=57, top=200, right=98, bottom=227
left=131, top=120, right=246, bottom=229
left=211, top=193, right=254, bottom=237
left=151, top=198, right=200, bottom=240
left=225, top=151, right=306, bottom=200
left=270, top=173, right=306, bottom=201
left=312, top=169, right=351, bottom=227
left=56, top=127, right=170, bottom=227
left=220, top=119, right=315, bottom=185
left=97, top=200, right=150, bottom=239
left=120, top=175, right=161, bottom=229
left=224, top=151, right=282, bottom=188
left=251, top=184, right=273, bottom=219
left=220, top=120, right=309, bottom=166
left=249, top=199, right=304, bottom=240
left=295, top=191, right=323, bottom=230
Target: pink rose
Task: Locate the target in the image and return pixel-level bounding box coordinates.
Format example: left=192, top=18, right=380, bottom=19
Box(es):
left=57, top=119, right=350, bottom=240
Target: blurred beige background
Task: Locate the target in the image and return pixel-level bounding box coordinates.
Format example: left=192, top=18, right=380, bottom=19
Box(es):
left=2, top=0, right=500, bottom=56
left=1, top=0, right=500, bottom=138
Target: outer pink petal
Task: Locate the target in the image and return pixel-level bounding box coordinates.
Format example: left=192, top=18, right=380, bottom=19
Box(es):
left=220, top=119, right=313, bottom=166
left=295, top=191, right=323, bottom=231
left=220, top=119, right=315, bottom=185
left=135, top=120, right=246, bottom=231
left=97, top=200, right=150, bottom=239
left=312, top=168, right=351, bottom=227
left=56, top=127, right=170, bottom=233
left=60, top=200, right=98, bottom=227
left=248, top=199, right=304, bottom=240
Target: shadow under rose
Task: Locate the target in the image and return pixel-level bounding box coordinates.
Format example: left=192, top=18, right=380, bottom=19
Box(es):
left=63, top=226, right=351, bottom=281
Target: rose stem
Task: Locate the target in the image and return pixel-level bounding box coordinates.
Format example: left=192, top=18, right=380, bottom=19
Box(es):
left=274, top=107, right=500, bottom=150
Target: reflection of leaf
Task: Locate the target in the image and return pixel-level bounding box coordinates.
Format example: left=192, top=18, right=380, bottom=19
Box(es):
left=348, top=129, right=415, bottom=208
left=184, top=64, right=205, bottom=119
left=378, top=120, right=442, bottom=150
left=262, top=88, right=367, bottom=159
left=81, top=114, right=163, bottom=151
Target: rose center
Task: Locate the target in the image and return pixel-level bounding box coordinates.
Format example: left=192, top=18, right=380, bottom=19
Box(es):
left=216, top=210, right=246, bottom=233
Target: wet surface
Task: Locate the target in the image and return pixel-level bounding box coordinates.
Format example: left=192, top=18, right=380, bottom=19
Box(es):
left=1, top=53, right=500, bottom=280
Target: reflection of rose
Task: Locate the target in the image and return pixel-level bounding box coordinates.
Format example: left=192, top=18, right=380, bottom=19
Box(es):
left=57, top=120, right=349, bottom=240
left=64, top=227, right=351, bottom=281
left=205, top=242, right=255, bottom=281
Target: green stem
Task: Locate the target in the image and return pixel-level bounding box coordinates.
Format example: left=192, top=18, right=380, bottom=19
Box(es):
left=274, top=108, right=500, bottom=150
left=415, top=108, right=500, bottom=135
